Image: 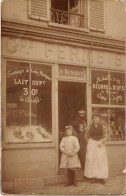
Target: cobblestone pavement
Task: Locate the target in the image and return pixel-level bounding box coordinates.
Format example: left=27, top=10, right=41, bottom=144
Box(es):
left=42, top=175, right=126, bottom=195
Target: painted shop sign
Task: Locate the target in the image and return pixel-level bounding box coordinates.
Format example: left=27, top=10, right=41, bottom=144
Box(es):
left=92, top=70, right=125, bottom=105
left=7, top=64, right=51, bottom=104
left=6, top=61, right=52, bottom=144
left=110, top=72, right=125, bottom=105
left=59, top=65, right=86, bottom=79
left=2, top=37, right=125, bottom=68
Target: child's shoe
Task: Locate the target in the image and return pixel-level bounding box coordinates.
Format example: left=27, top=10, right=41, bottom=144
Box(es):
left=99, top=179, right=106, bottom=184
left=64, top=182, right=72, bottom=187
left=90, top=178, right=97, bottom=184
left=73, top=180, right=78, bottom=187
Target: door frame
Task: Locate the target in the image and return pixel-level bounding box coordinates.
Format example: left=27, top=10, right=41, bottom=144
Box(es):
left=57, top=79, right=87, bottom=173
left=54, top=64, right=90, bottom=175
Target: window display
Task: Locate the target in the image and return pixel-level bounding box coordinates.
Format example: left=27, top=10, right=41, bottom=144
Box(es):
left=109, top=108, right=125, bottom=141
left=6, top=61, right=52, bottom=144
left=92, top=108, right=125, bottom=141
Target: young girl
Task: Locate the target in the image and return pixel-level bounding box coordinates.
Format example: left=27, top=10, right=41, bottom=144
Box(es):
left=60, top=125, right=81, bottom=187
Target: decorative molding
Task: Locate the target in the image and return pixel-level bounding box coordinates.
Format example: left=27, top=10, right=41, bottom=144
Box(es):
left=1, top=20, right=125, bottom=54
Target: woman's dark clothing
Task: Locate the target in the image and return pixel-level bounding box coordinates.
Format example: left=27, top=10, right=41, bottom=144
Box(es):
left=89, top=123, right=103, bottom=141
left=78, top=131, right=87, bottom=170
left=74, top=119, right=87, bottom=170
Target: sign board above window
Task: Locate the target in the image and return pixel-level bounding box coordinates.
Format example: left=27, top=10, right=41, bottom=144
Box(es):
left=59, top=65, right=86, bottom=80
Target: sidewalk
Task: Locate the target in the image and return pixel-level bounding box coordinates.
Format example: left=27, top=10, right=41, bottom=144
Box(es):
left=41, top=175, right=125, bottom=195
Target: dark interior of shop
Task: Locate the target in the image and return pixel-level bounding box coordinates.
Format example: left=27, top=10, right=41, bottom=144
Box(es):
left=58, top=81, right=86, bottom=165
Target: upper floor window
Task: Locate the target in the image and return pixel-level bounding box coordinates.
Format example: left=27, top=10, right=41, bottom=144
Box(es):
left=28, top=0, right=104, bottom=31
left=50, top=0, right=84, bottom=27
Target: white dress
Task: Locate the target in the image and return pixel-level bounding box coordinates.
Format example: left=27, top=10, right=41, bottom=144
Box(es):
left=84, top=125, right=108, bottom=179
left=60, top=135, right=81, bottom=169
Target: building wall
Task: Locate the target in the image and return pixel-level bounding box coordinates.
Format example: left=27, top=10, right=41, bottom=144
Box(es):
left=1, top=0, right=126, bottom=193
left=104, top=0, right=126, bottom=40
left=2, top=149, right=57, bottom=181
left=1, top=35, right=125, bottom=187
left=1, top=0, right=126, bottom=40
left=107, top=144, right=126, bottom=176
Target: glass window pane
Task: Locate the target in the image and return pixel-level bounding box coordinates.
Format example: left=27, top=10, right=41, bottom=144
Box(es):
left=92, top=107, right=125, bottom=141
left=6, top=61, right=30, bottom=144
left=92, top=107, right=109, bottom=129
left=70, top=0, right=78, bottom=10
left=31, top=64, right=52, bottom=143
left=110, top=108, right=125, bottom=141
left=110, top=72, right=125, bottom=105
left=91, top=70, right=109, bottom=104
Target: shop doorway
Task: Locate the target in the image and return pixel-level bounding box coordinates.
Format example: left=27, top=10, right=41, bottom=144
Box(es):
left=58, top=81, right=86, bottom=170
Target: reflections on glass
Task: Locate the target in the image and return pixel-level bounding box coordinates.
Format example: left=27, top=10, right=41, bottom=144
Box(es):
left=92, top=108, right=125, bottom=141
left=91, top=70, right=109, bottom=104
left=30, top=64, right=52, bottom=143
left=109, top=108, right=125, bottom=141
left=110, top=72, right=125, bottom=105
left=6, top=61, right=30, bottom=144
left=6, top=62, right=52, bottom=144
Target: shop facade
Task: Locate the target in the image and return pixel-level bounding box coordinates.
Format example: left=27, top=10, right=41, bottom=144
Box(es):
left=1, top=0, right=126, bottom=193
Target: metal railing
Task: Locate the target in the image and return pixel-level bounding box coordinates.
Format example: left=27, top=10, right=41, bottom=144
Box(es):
left=50, top=8, right=84, bottom=28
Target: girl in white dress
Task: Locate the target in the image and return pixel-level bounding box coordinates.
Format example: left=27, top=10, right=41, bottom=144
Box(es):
left=84, top=115, right=108, bottom=184
left=60, top=125, right=81, bottom=186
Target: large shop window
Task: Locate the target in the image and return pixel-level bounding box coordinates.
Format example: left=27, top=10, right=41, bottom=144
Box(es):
left=92, top=70, right=125, bottom=141
left=6, top=61, right=52, bottom=144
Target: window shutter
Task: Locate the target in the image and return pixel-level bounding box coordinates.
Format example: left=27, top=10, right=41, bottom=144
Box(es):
left=90, top=0, right=104, bottom=31
left=28, top=0, right=48, bottom=21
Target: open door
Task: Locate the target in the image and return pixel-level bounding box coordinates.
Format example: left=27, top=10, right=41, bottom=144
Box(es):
left=58, top=81, right=86, bottom=171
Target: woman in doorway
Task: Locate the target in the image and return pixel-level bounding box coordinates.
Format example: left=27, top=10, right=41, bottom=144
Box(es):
left=60, top=125, right=81, bottom=187
left=84, top=114, right=108, bottom=184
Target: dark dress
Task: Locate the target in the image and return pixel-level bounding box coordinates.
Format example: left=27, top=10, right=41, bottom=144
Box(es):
left=89, top=123, right=103, bottom=141
left=76, top=119, right=87, bottom=170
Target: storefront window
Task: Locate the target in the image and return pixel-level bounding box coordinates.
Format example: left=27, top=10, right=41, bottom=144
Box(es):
left=6, top=61, right=52, bottom=144
left=92, top=108, right=125, bottom=141
left=109, top=108, right=125, bottom=141
left=110, top=72, right=125, bottom=105
left=92, top=69, right=125, bottom=141
left=92, top=70, right=125, bottom=105
left=91, top=70, right=109, bottom=104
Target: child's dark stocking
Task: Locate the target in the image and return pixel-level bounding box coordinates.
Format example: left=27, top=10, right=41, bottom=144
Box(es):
left=72, top=169, right=78, bottom=187
left=64, top=169, right=73, bottom=187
